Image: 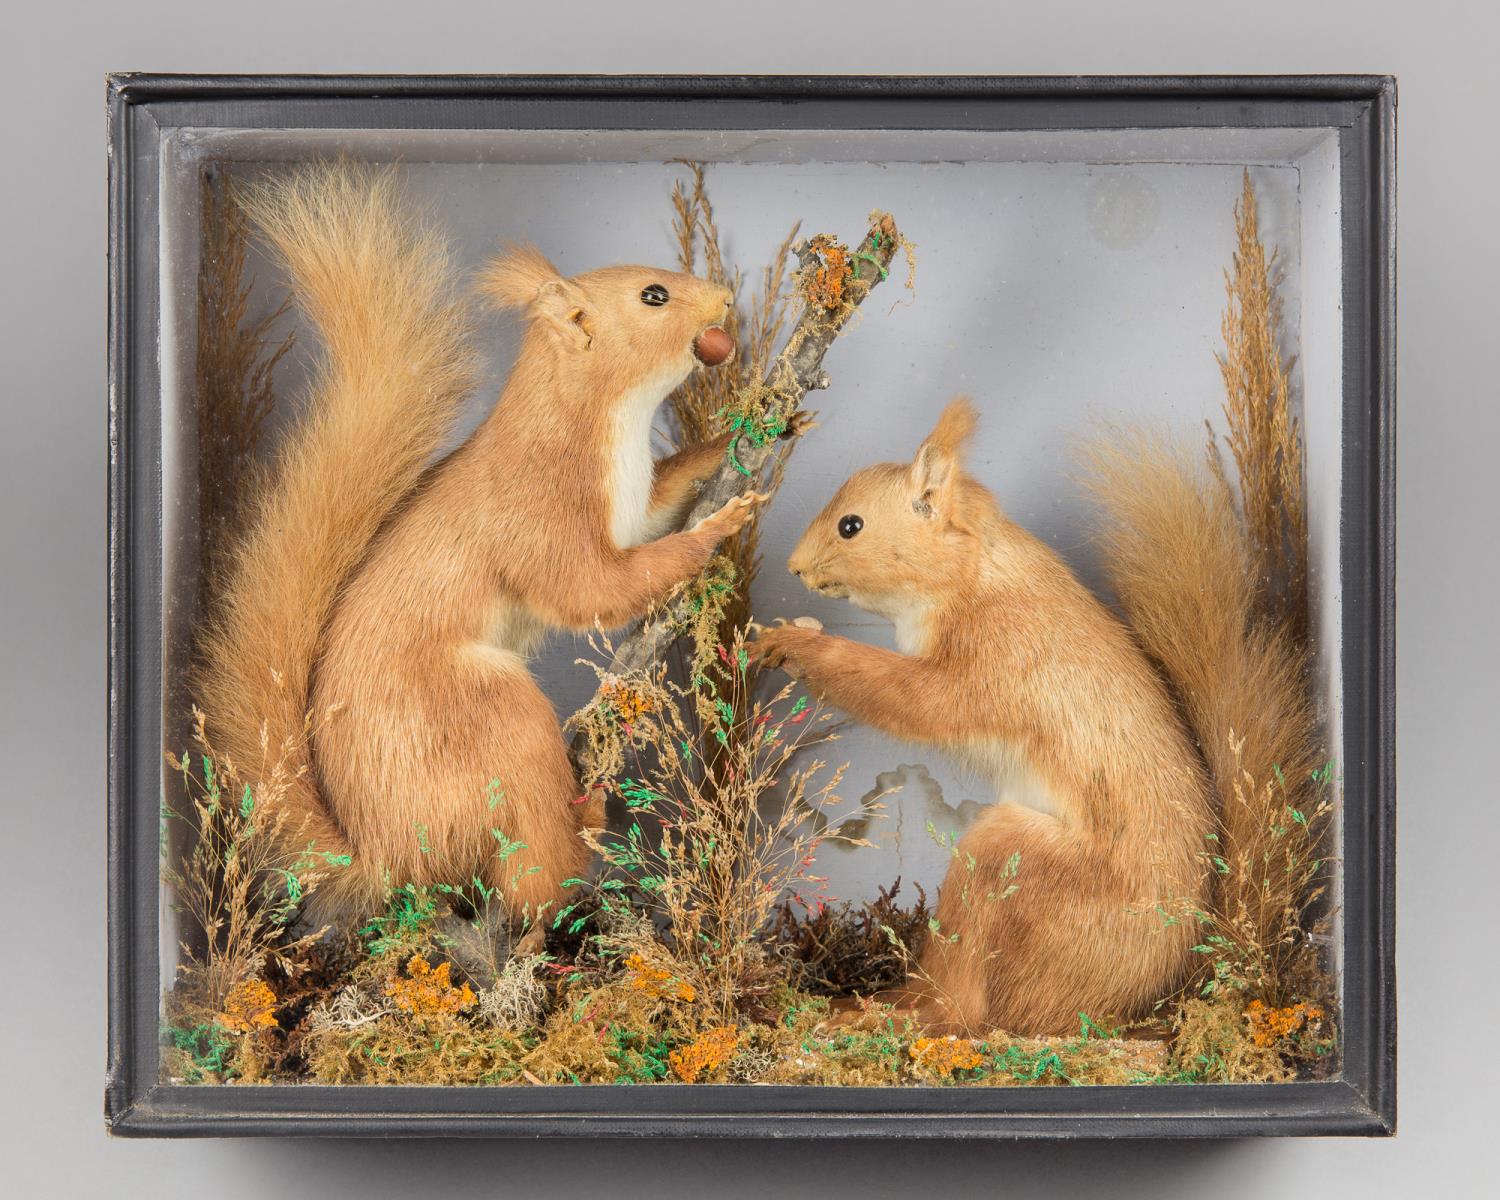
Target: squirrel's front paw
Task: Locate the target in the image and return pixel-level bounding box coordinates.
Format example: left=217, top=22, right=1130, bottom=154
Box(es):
left=781, top=409, right=819, bottom=440
left=694, top=491, right=767, bottom=540
left=750, top=623, right=820, bottom=674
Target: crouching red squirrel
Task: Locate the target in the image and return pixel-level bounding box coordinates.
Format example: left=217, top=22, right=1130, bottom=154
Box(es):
left=753, top=398, right=1218, bottom=1035
left=198, top=163, right=757, bottom=953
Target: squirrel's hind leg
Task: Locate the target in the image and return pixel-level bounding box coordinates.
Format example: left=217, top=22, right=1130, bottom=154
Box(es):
left=426, top=653, right=593, bottom=954
left=918, top=805, right=1172, bottom=1037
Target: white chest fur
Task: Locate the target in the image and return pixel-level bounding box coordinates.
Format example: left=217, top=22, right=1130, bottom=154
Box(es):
left=890, top=600, right=934, bottom=655
left=606, top=376, right=676, bottom=549
left=852, top=591, right=933, bottom=656
left=964, top=737, right=1065, bottom=821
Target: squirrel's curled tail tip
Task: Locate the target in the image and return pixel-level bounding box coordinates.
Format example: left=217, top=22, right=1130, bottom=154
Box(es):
left=236, top=160, right=476, bottom=379
left=931, top=395, right=980, bottom=454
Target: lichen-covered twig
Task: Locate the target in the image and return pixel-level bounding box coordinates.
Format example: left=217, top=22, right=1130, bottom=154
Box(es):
left=569, top=213, right=902, bottom=734
left=683, top=216, right=902, bottom=536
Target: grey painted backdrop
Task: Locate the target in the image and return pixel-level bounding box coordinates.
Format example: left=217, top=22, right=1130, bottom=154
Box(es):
left=2, top=1, right=1494, bottom=1197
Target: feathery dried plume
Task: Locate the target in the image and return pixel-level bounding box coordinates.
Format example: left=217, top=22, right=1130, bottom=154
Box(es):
left=1216, top=168, right=1309, bottom=635
left=667, top=163, right=801, bottom=646
left=194, top=167, right=294, bottom=594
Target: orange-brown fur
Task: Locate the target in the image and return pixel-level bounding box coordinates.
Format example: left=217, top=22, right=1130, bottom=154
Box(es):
left=198, top=163, right=753, bottom=939
left=1083, top=429, right=1320, bottom=962
left=755, top=399, right=1216, bottom=1035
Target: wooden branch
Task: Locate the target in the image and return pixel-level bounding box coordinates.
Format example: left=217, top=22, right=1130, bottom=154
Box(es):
left=571, top=212, right=903, bottom=744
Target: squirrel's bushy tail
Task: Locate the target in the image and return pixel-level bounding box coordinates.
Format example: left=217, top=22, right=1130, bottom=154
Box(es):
left=195, top=162, right=477, bottom=864
left=1084, top=430, right=1320, bottom=942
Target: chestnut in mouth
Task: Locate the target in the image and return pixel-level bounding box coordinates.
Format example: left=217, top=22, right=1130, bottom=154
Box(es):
left=693, top=325, right=736, bottom=366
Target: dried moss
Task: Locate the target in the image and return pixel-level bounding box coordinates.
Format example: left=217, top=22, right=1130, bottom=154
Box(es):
left=752, top=1000, right=917, bottom=1086
left=169, top=932, right=1330, bottom=1088
left=669, top=1026, right=741, bottom=1082
left=974, top=1032, right=1171, bottom=1088
left=799, top=234, right=855, bottom=312
left=302, top=1013, right=533, bottom=1086
left=1167, top=992, right=1337, bottom=1083
left=909, top=1035, right=985, bottom=1079
left=384, top=954, right=477, bottom=1019
left=522, top=975, right=697, bottom=1084
left=219, top=978, right=278, bottom=1032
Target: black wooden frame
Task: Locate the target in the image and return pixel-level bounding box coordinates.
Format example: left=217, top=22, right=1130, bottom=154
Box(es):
left=106, top=74, right=1396, bottom=1138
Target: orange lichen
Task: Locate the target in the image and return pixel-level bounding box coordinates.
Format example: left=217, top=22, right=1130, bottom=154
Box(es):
left=909, top=1035, right=984, bottom=1077
left=669, top=1025, right=740, bottom=1082
left=601, top=681, right=655, bottom=723
left=624, top=952, right=696, bottom=1003
left=219, top=978, right=278, bottom=1032
left=1244, top=999, right=1324, bottom=1048
left=801, top=235, right=852, bottom=311
left=385, top=955, right=477, bottom=1019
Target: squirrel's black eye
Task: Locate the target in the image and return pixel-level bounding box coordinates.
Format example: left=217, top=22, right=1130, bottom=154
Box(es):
left=640, top=283, right=670, bottom=307
left=838, top=514, right=864, bottom=539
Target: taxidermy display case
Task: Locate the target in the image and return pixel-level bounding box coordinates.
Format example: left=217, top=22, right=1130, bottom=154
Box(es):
left=107, top=75, right=1395, bottom=1137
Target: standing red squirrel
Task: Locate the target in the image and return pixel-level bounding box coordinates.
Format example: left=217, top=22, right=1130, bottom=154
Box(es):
left=754, top=398, right=1220, bottom=1035
left=198, top=163, right=757, bottom=950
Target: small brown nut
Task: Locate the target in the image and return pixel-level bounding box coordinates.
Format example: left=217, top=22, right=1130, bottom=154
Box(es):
left=693, top=325, right=736, bottom=367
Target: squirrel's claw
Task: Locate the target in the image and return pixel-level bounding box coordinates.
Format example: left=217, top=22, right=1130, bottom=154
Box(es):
left=695, top=490, right=768, bottom=539
left=781, top=410, right=819, bottom=440
left=749, top=622, right=818, bottom=674
left=749, top=635, right=787, bottom=670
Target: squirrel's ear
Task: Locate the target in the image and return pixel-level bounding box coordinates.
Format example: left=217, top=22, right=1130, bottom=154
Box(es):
left=534, top=278, right=593, bottom=350
left=476, top=243, right=565, bottom=311
left=909, top=396, right=979, bottom=520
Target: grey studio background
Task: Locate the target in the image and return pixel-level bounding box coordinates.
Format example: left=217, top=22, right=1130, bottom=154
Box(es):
left=0, top=2, right=1492, bottom=1198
